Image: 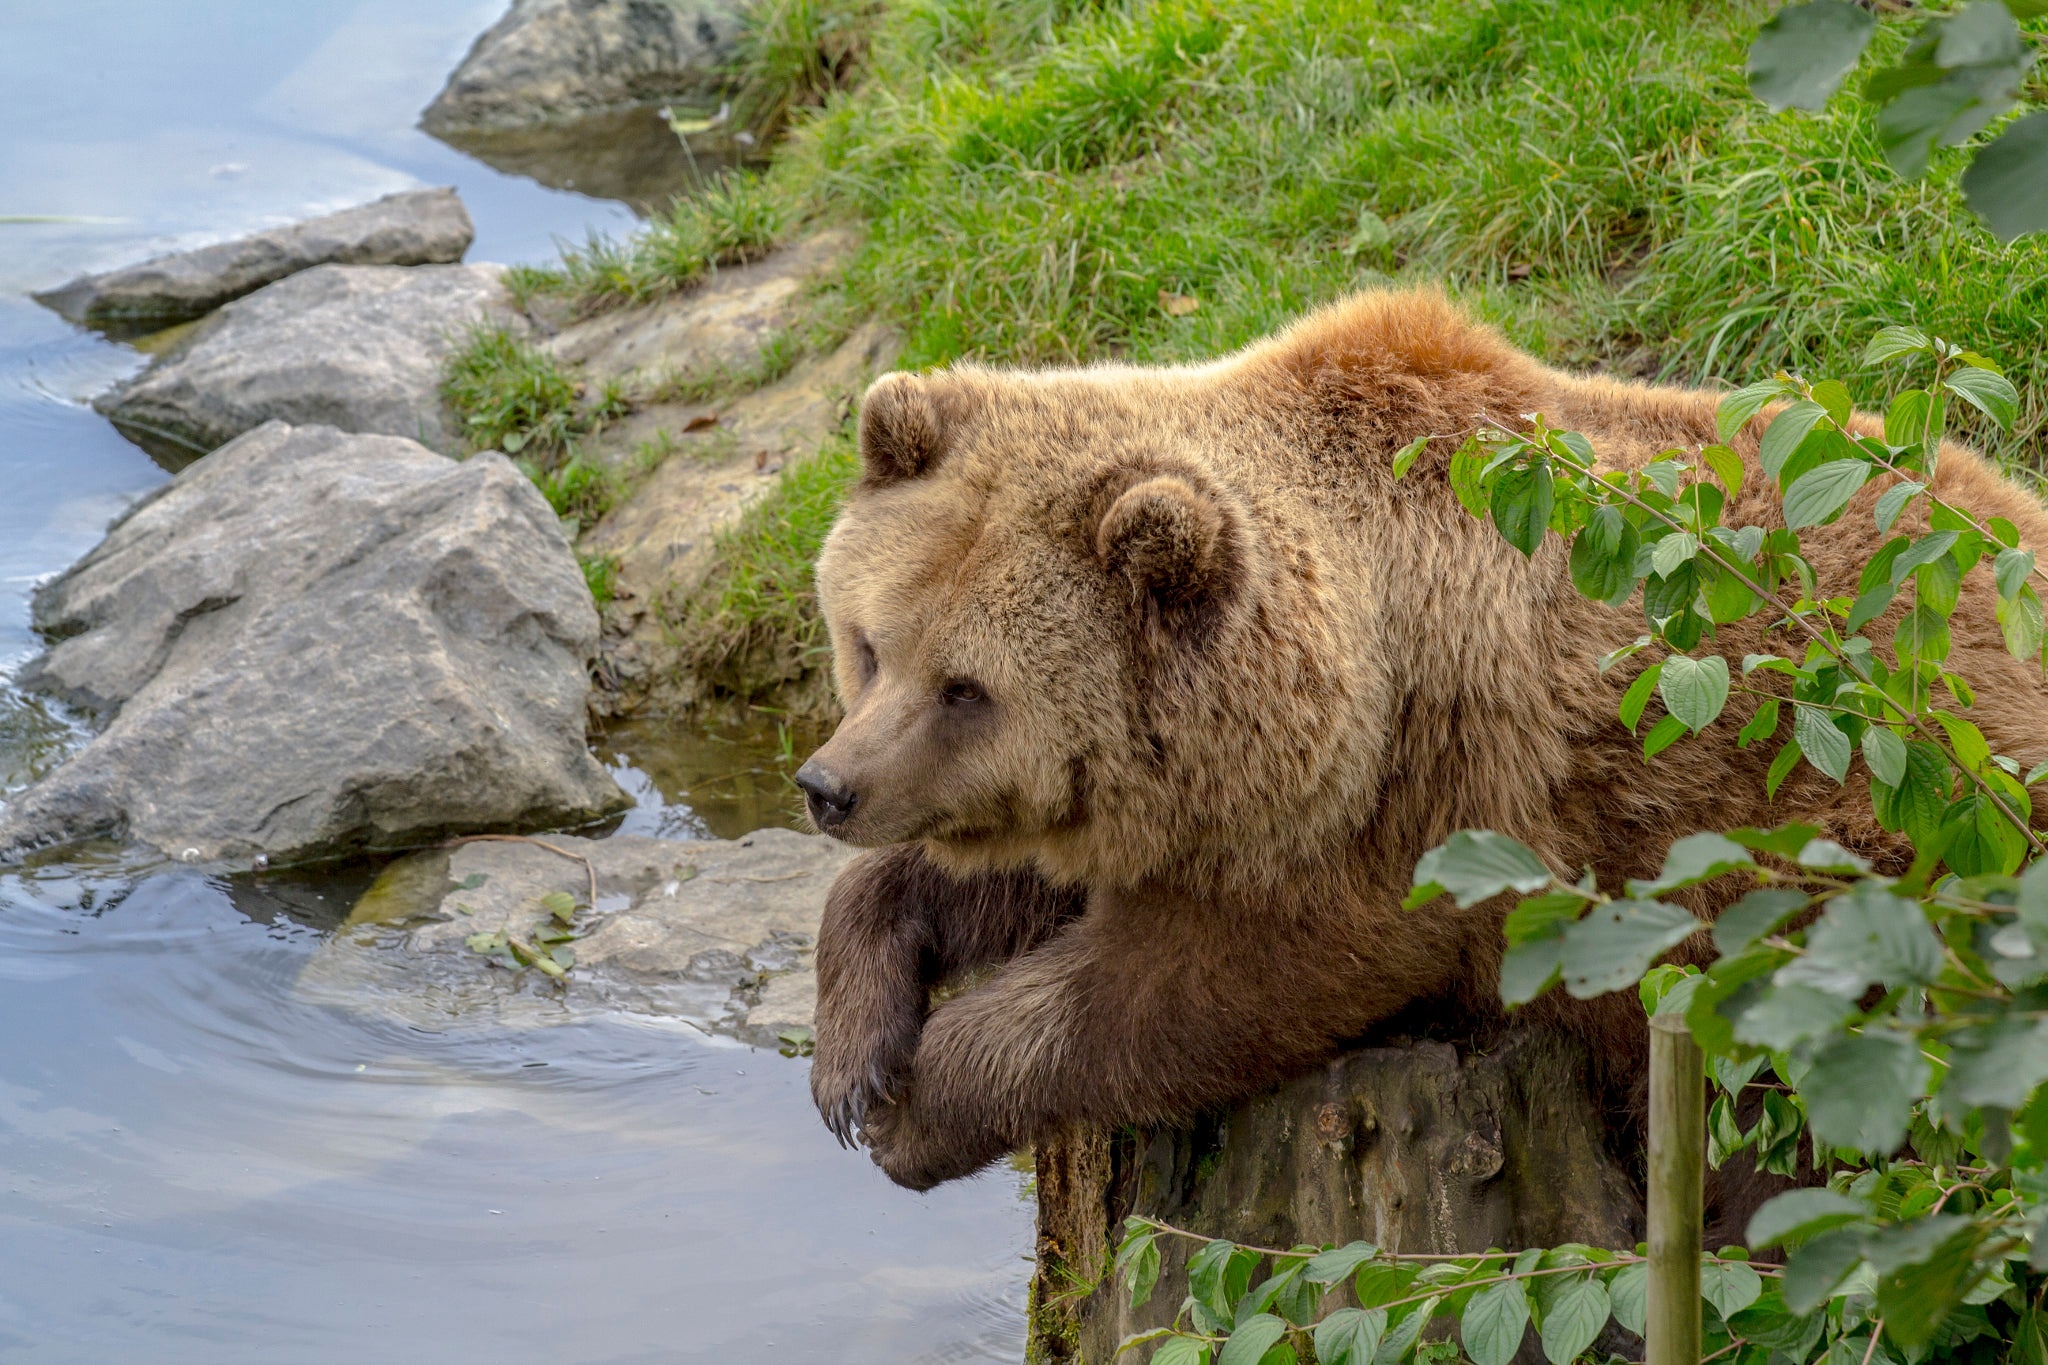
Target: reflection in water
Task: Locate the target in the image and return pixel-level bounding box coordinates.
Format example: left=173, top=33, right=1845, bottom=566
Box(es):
left=600, top=712, right=827, bottom=841
left=428, top=107, right=751, bottom=217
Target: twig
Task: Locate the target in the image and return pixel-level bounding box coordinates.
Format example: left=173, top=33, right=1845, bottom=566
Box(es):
left=443, top=833, right=600, bottom=908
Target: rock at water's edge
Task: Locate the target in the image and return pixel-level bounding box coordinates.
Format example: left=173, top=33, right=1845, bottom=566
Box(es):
left=94, top=263, right=517, bottom=463
left=421, top=0, right=739, bottom=135
left=0, top=422, right=627, bottom=865
left=33, top=188, right=474, bottom=329
left=300, top=828, right=854, bottom=1044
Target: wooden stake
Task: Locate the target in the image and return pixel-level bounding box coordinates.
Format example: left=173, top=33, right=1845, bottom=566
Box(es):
left=1647, top=1014, right=1703, bottom=1365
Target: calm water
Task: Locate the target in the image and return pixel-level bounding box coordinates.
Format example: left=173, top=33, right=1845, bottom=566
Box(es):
left=0, top=5, right=1032, bottom=1361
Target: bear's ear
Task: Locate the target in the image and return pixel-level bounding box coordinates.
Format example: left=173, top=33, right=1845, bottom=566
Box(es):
left=858, top=372, right=947, bottom=484
left=1096, top=474, right=1239, bottom=620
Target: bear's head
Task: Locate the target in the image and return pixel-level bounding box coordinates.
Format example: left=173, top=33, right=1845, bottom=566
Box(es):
left=797, top=357, right=1393, bottom=891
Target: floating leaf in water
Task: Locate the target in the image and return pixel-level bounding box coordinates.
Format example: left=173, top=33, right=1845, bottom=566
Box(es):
left=778, top=1026, right=815, bottom=1057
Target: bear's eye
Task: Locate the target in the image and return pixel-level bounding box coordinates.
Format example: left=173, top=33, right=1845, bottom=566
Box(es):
left=855, top=637, right=878, bottom=683
left=940, top=678, right=987, bottom=707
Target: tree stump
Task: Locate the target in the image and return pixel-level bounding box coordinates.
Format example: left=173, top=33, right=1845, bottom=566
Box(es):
left=1028, top=1031, right=1644, bottom=1362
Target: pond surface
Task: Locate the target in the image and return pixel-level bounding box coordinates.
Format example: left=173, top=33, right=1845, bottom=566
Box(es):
left=0, top=6, right=1032, bottom=1362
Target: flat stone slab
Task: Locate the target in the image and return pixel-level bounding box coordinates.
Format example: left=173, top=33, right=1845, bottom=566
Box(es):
left=34, top=188, right=474, bottom=328
left=422, top=0, right=739, bottom=135
left=0, top=422, right=626, bottom=866
left=95, top=262, right=518, bottom=463
left=298, top=828, right=855, bottom=1044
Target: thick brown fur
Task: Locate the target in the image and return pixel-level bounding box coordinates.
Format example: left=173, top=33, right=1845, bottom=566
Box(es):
left=802, top=287, right=2048, bottom=1196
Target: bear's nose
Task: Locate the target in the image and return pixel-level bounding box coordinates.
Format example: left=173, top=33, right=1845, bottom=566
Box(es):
left=794, top=760, right=858, bottom=831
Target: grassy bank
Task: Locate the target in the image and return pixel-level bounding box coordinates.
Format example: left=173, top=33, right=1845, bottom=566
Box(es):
left=504, top=0, right=2048, bottom=705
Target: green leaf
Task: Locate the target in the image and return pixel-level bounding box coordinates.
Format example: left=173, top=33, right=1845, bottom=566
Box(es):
left=1302, top=1242, right=1378, bottom=1284
left=1561, top=898, right=1703, bottom=998
left=1459, top=1280, right=1529, bottom=1365
left=1312, top=1308, right=1386, bottom=1365
left=456, top=873, right=489, bottom=890
left=1189, top=1239, right=1246, bottom=1324
left=539, top=890, right=577, bottom=921
left=1760, top=401, right=1829, bottom=479
left=1962, top=108, right=2048, bottom=243
left=1700, top=1256, right=1764, bottom=1319
left=1491, top=464, right=1554, bottom=558
left=1796, top=838, right=1871, bottom=874
left=1871, top=2, right=2032, bottom=179
left=1783, top=459, right=1870, bottom=529
left=1810, top=379, right=1854, bottom=429
left=1999, top=583, right=2045, bottom=661
left=1868, top=1217, right=1989, bottom=1348
left=1537, top=1275, right=1609, bottom=1365
left=1862, top=726, right=1907, bottom=787
left=1501, top=935, right=1564, bottom=1006
left=1738, top=697, right=1781, bottom=748
left=1153, top=1339, right=1209, bottom=1365
left=1793, top=705, right=1852, bottom=783
left=1781, top=1228, right=1869, bottom=1313
left=1569, top=517, right=1640, bottom=605
left=1747, top=1188, right=1870, bottom=1249
left=1942, top=1016, right=2048, bottom=1109
left=1650, top=530, right=1699, bottom=578
left=1640, top=460, right=1683, bottom=500
left=1888, top=530, right=1960, bottom=585
left=1642, top=713, right=1689, bottom=759
left=1216, top=1314, right=1285, bottom=1365
left=1619, top=664, right=1664, bottom=734
left=1412, top=831, right=1552, bottom=908
left=1996, top=547, right=2037, bottom=599
left=1945, top=364, right=2020, bottom=430
left=1659, top=655, right=1730, bottom=733
left=1935, top=711, right=1993, bottom=770
left=1718, top=380, right=1787, bottom=442
left=1390, top=435, right=1429, bottom=478
left=1119, top=1230, right=1162, bottom=1309
left=1777, top=879, right=1942, bottom=996
left=1766, top=735, right=1804, bottom=799
left=1799, top=1027, right=1930, bottom=1154
left=1605, top=1263, right=1647, bottom=1337
left=1748, top=0, right=1877, bottom=110
left=1505, top=892, right=1588, bottom=948
left=1894, top=602, right=1952, bottom=665
left=1714, top=887, right=1809, bottom=955
left=1732, top=982, right=1854, bottom=1049
left=1631, top=832, right=1757, bottom=896
left=1872, top=481, right=1923, bottom=535
left=1865, top=327, right=1934, bottom=367
left=1701, top=444, right=1746, bottom=500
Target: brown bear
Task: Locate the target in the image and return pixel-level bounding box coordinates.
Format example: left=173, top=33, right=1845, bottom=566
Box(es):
left=794, top=287, right=2048, bottom=1194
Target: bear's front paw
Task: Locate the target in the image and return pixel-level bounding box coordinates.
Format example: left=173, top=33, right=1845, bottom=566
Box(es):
left=810, top=1017, right=920, bottom=1149
left=859, top=1092, right=1011, bottom=1192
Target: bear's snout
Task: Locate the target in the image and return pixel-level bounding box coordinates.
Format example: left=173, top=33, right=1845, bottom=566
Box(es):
left=795, top=759, right=860, bottom=833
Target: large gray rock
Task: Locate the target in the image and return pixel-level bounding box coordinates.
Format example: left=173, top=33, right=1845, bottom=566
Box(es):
left=95, top=263, right=516, bottom=463
left=33, top=188, right=474, bottom=328
left=421, top=0, right=739, bottom=135
left=0, top=422, right=628, bottom=866
left=298, top=828, right=853, bottom=1044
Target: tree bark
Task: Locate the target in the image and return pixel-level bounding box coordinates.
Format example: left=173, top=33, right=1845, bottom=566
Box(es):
left=1028, top=1031, right=1644, bottom=1363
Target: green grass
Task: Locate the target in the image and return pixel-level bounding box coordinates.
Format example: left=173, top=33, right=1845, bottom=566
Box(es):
left=518, top=173, right=787, bottom=314
left=559, top=0, right=2046, bottom=703
left=666, top=425, right=860, bottom=696
left=441, top=323, right=586, bottom=456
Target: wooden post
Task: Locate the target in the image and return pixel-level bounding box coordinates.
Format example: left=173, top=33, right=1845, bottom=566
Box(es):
left=1646, top=1015, right=1703, bottom=1365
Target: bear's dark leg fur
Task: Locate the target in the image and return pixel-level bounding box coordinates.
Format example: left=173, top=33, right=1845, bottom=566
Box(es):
left=811, top=842, right=1087, bottom=1147
left=859, top=883, right=1457, bottom=1190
